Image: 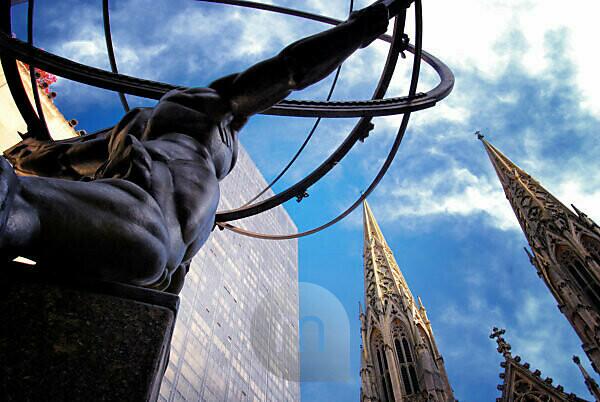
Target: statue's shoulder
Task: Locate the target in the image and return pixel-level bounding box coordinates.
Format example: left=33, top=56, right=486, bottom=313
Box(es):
left=158, top=87, right=231, bottom=119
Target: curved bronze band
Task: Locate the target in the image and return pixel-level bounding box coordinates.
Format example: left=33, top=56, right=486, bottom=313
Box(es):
left=0, top=0, right=453, bottom=224
left=217, top=0, right=424, bottom=240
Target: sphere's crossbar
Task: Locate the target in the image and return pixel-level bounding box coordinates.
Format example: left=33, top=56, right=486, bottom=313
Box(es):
left=103, top=0, right=130, bottom=112
left=0, top=1, right=46, bottom=140
left=26, top=0, right=50, bottom=140
left=220, top=0, right=424, bottom=240
left=241, top=0, right=355, bottom=206
left=0, top=3, right=453, bottom=119
left=1, top=0, right=454, bottom=236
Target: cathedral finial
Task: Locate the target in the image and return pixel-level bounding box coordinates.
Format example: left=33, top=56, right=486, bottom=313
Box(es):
left=490, top=327, right=512, bottom=358
left=571, top=204, right=599, bottom=230
left=523, top=247, right=536, bottom=265
left=571, top=204, right=584, bottom=216
left=573, top=356, right=600, bottom=400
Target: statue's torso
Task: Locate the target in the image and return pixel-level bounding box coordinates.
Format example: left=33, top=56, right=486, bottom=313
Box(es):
left=4, top=87, right=241, bottom=292
left=102, top=88, right=241, bottom=290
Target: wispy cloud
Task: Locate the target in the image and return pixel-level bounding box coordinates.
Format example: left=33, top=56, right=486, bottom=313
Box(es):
left=363, top=23, right=600, bottom=235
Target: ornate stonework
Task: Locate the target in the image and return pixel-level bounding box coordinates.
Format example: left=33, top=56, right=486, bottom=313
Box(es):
left=360, top=201, right=454, bottom=401
left=481, top=136, right=600, bottom=374
left=491, top=328, right=589, bottom=402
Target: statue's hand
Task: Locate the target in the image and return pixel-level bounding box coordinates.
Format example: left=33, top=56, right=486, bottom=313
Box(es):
left=374, top=0, right=416, bottom=18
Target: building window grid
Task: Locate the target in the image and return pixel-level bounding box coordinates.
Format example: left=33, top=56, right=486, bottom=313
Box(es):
left=160, top=157, right=299, bottom=401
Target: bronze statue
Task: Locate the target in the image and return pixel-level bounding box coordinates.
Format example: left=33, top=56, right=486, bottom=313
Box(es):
left=0, top=0, right=412, bottom=293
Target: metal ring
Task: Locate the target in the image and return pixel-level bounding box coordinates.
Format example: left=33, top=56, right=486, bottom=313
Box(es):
left=215, top=4, right=417, bottom=223
left=241, top=0, right=355, bottom=206
left=0, top=1, right=454, bottom=224
left=0, top=3, right=453, bottom=118
left=218, top=0, right=424, bottom=239
left=26, top=0, right=51, bottom=140
left=103, top=0, right=130, bottom=112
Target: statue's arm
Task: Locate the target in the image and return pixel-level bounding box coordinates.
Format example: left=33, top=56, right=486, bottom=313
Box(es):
left=210, top=2, right=400, bottom=118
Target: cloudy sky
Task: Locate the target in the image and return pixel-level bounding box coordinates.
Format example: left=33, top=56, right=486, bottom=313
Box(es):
left=9, top=0, right=600, bottom=400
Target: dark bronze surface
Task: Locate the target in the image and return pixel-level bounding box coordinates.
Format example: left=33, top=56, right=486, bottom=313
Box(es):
left=0, top=266, right=178, bottom=401
left=0, top=0, right=48, bottom=140
left=0, top=1, right=443, bottom=292
left=102, top=0, right=130, bottom=112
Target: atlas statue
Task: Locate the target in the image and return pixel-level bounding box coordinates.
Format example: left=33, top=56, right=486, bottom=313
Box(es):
left=0, top=0, right=412, bottom=293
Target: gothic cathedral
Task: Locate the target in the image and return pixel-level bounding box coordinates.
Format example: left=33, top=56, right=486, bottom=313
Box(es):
left=359, top=201, right=455, bottom=401
left=479, top=135, right=600, bottom=375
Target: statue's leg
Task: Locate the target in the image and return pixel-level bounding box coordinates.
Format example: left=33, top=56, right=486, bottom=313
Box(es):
left=0, top=173, right=172, bottom=286
left=0, top=157, right=19, bottom=242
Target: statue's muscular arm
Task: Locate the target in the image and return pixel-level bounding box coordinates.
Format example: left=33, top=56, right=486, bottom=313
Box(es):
left=209, top=3, right=394, bottom=120
left=0, top=0, right=410, bottom=292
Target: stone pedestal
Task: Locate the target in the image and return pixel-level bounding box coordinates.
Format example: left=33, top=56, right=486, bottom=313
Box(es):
left=0, top=264, right=179, bottom=402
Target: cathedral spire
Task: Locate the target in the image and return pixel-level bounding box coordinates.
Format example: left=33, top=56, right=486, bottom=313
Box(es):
left=363, top=199, right=391, bottom=250
left=362, top=200, right=415, bottom=312
left=479, top=135, right=568, bottom=234
left=573, top=356, right=600, bottom=400
left=360, top=200, right=454, bottom=401
left=481, top=135, right=600, bottom=374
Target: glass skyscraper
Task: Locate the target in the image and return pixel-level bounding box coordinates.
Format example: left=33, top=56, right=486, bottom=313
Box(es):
left=159, top=146, right=300, bottom=402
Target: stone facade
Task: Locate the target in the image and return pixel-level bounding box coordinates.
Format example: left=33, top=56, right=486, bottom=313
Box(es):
left=359, top=201, right=454, bottom=402
left=481, top=136, right=600, bottom=375
left=159, top=146, right=300, bottom=402
left=0, top=60, right=76, bottom=150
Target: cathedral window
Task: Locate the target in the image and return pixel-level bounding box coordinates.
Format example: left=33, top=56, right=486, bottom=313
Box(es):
left=401, top=366, right=413, bottom=394
left=376, top=350, right=389, bottom=402
left=381, top=351, right=395, bottom=402
left=556, top=245, right=600, bottom=311
left=392, top=326, right=420, bottom=396
left=394, top=339, right=405, bottom=364
left=408, top=365, right=420, bottom=393
left=372, top=333, right=395, bottom=402
left=582, top=235, right=600, bottom=266
left=402, top=338, right=414, bottom=363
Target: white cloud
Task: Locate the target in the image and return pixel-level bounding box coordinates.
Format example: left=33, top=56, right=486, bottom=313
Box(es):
left=421, top=0, right=600, bottom=117
left=42, top=0, right=600, bottom=238
left=376, top=164, right=519, bottom=231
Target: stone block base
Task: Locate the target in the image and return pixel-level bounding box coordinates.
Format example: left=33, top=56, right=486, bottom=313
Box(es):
left=0, top=265, right=179, bottom=402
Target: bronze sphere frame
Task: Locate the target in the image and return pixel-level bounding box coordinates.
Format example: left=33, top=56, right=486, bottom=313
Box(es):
left=0, top=0, right=454, bottom=239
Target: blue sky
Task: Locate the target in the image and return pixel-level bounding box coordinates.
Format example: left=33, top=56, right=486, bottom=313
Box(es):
left=10, top=0, right=600, bottom=400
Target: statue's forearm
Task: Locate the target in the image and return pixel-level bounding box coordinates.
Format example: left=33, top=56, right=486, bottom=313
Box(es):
left=215, top=3, right=391, bottom=117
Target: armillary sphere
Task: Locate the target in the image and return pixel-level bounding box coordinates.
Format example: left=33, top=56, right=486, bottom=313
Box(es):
left=0, top=0, right=454, bottom=240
